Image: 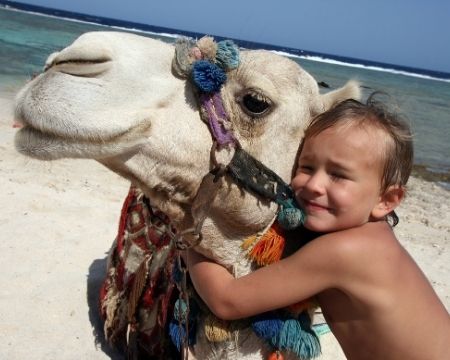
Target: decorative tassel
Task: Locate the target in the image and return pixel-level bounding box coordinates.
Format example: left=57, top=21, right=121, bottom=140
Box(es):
left=251, top=312, right=284, bottom=340
left=173, top=38, right=197, bottom=77
left=215, top=40, right=240, bottom=70
left=169, top=319, right=197, bottom=350
left=267, top=350, right=284, bottom=360
left=192, top=60, right=227, bottom=93
left=204, top=313, right=232, bottom=342
left=127, top=257, right=149, bottom=322
left=173, top=298, right=188, bottom=323
left=241, top=234, right=258, bottom=250
left=247, top=224, right=285, bottom=266
left=169, top=320, right=185, bottom=351
left=270, top=315, right=321, bottom=359
left=189, top=46, right=203, bottom=61
left=197, top=36, right=217, bottom=60
left=127, top=322, right=139, bottom=360
left=277, top=198, right=305, bottom=230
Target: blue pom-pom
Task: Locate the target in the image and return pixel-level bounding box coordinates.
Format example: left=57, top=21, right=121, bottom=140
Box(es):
left=252, top=312, right=284, bottom=340
left=215, top=40, right=240, bottom=70
left=192, top=60, right=227, bottom=93
left=277, top=199, right=305, bottom=230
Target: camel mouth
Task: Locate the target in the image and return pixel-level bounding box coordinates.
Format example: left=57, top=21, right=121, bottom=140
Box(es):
left=13, top=109, right=129, bottom=143
left=14, top=122, right=148, bottom=161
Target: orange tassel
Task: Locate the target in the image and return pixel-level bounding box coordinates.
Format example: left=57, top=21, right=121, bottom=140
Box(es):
left=247, top=224, right=285, bottom=266
left=241, top=234, right=258, bottom=250
left=267, top=350, right=284, bottom=360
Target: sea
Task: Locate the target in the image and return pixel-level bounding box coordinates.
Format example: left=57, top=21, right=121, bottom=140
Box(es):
left=1, top=2, right=449, bottom=189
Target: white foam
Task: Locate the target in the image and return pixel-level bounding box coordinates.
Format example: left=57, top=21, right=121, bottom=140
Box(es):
left=4, top=6, right=449, bottom=83
left=271, top=51, right=450, bottom=83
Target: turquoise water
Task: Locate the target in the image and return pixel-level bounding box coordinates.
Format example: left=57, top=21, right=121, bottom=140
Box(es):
left=1, top=7, right=449, bottom=186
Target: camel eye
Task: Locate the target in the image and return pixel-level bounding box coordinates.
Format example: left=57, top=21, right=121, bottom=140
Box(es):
left=240, top=92, right=272, bottom=117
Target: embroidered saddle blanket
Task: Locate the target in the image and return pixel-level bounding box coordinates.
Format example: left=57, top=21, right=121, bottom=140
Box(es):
left=99, top=185, right=179, bottom=359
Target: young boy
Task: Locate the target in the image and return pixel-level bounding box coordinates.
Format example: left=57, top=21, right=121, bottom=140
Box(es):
left=187, top=96, right=450, bottom=359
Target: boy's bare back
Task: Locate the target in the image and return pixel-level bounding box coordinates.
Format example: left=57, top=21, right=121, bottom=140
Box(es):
left=313, top=221, right=449, bottom=359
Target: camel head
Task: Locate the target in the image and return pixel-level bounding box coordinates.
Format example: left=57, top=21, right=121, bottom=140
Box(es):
left=14, top=31, right=359, bottom=264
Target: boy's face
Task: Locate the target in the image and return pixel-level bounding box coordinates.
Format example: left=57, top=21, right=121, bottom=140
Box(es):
left=291, top=123, right=386, bottom=232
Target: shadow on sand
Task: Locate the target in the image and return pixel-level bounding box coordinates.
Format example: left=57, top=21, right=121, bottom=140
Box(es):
left=87, top=257, right=124, bottom=360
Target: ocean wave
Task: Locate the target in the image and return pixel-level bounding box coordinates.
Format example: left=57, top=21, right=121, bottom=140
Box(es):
left=3, top=3, right=450, bottom=84
left=271, top=51, right=450, bottom=84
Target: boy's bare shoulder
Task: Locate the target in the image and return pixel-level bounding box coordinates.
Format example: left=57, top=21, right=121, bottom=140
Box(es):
left=323, top=221, right=399, bottom=250
left=309, top=221, right=404, bottom=276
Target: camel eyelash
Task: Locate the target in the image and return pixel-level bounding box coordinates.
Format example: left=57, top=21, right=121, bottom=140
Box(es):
left=238, top=89, right=273, bottom=117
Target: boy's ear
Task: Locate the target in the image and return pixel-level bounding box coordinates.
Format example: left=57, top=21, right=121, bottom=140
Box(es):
left=371, top=185, right=405, bottom=219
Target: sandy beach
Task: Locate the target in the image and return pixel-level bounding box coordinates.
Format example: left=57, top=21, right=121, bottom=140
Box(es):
left=0, top=91, right=449, bottom=359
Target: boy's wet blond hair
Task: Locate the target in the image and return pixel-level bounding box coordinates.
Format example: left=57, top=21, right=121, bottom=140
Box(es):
left=301, top=93, right=413, bottom=226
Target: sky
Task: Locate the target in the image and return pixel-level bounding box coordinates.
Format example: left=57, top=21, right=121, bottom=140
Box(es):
left=9, top=0, right=450, bottom=73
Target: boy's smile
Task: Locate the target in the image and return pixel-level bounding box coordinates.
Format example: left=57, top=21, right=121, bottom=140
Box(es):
left=291, top=123, right=385, bottom=232
left=301, top=199, right=331, bottom=212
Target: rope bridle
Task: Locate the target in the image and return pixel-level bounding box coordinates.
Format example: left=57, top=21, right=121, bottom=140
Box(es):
left=170, top=37, right=308, bottom=359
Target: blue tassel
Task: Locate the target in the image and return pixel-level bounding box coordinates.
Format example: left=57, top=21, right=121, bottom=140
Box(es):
left=192, top=60, right=227, bottom=93
left=271, top=315, right=321, bottom=359
left=173, top=297, right=200, bottom=323
left=169, top=319, right=197, bottom=351
left=251, top=312, right=284, bottom=340
left=215, top=40, right=240, bottom=70
left=174, top=298, right=188, bottom=323
left=169, top=320, right=185, bottom=351
left=277, top=198, right=305, bottom=230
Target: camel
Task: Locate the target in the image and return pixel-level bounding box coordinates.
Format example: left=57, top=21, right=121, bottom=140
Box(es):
left=14, top=31, right=359, bottom=359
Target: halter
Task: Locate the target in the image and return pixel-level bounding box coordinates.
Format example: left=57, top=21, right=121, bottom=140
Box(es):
left=170, top=37, right=320, bottom=360
left=171, top=37, right=305, bottom=250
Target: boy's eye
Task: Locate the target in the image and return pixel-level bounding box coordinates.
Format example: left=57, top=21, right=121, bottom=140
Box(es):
left=298, top=165, right=314, bottom=174
left=330, top=172, right=347, bottom=181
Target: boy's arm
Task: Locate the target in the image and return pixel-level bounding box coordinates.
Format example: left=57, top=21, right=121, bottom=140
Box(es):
left=187, top=232, right=349, bottom=320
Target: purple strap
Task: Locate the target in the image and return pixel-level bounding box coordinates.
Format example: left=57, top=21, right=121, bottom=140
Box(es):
left=200, top=93, right=236, bottom=147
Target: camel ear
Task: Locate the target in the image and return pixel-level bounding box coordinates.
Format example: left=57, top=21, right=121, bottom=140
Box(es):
left=311, top=80, right=361, bottom=115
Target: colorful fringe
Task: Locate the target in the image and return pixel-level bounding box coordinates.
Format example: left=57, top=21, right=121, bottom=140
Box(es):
left=242, top=222, right=286, bottom=266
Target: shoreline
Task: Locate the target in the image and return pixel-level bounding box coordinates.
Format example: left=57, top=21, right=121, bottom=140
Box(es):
left=412, top=164, right=450, bottom=189
left=1, top=3, right=450, bottom=83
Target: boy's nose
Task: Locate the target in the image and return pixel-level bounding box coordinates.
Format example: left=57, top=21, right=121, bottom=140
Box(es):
left=304, top=172, right=326, bottom=195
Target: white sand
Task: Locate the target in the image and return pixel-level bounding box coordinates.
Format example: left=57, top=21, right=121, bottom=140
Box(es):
left=0, top=93, right=448, bottom=359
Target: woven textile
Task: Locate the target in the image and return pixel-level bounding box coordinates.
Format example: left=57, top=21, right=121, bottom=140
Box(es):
left=99, top=185, right=179, bottom=359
